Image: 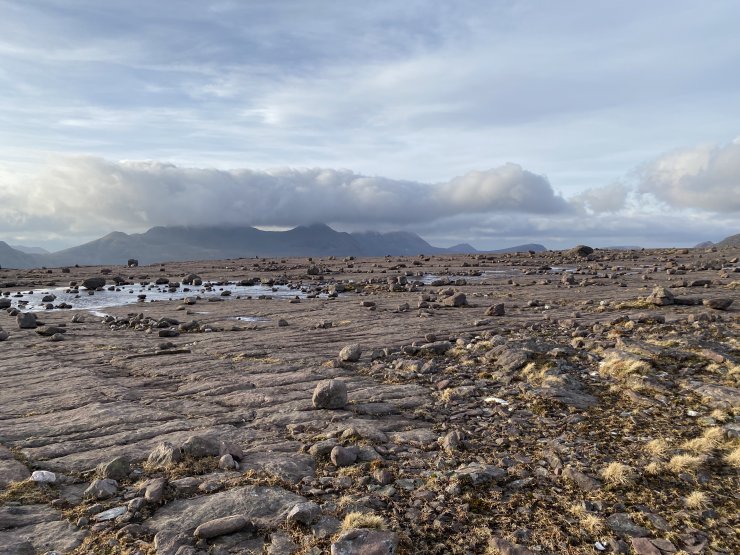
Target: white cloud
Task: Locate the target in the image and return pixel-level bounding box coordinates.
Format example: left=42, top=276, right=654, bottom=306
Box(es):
left=0, top=156, right=569, bottom=238
left=638, top=142, right=740, bottom=212
left=571, top=183, right=629, bottom=213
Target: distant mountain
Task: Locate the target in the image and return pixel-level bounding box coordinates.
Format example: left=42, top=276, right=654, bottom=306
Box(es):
left=0, top=224, right=547, bottom=268
left=695, top=233, right=740, bottom=249
left=716, top=233, right=740, bottom=248
left=0, top=241, right=39, bottom=269
left=11, top=245, right=50, bottom=255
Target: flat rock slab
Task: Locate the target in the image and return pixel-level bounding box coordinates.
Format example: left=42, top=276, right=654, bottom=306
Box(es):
left=147, top=485, right=305, bottom=535
left=238, top=451, right=315, bottom=484
left=0, top=504, right=86, bottom=553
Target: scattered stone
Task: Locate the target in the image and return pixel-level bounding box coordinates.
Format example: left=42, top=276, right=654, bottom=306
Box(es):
left=339, top=344, right=362, bottom=362
left=147, top=441, right=182, bottom=467
left=181, top=435, right=221, bottom=458
left=647, top=286, right=674, bottom=306
left=286, top=501, right=321, bottom=526
left=703, top=297, right=733, bottom=310
left=82, top=277, right=106, bottom=289
left=16, top=312, right=37, bottom=329
left=96, top=456, right=130, bottom=481
left=312, top=379, right=348, bottom=410
left=331, top=528, right=398, bottom=555
left=194, top=514, right=251, bottom=539
left=606, top=513, right=650, bottom=537
left=84, top=479, right=118, bottom=500
left=330, top=446, right=358, bottom=467
left=485, top=303, right=505, bottom=316
left=569, top=245, right=594, bottom=257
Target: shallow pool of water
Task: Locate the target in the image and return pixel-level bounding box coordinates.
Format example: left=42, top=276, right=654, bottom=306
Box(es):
left=3, top=282, right=310, bottom=313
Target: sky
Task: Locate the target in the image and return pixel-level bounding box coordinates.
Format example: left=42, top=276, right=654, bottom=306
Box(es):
left=0, top=0, right=739, bottom=251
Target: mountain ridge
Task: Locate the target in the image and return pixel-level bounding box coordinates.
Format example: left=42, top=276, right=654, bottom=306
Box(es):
left=0, top=224, right=547, bottom=269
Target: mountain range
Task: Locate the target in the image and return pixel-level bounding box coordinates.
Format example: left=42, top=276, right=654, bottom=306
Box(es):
left=0, top=224, right=546, bottom=269
left=695, top=233, right=740, bottom=249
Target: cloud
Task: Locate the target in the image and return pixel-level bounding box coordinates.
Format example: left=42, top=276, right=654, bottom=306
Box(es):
left=0, top=156, right=569, bottom=237
left=571, top=183, right=629, bottom=213
left=637, top=142, right=740, bottom=212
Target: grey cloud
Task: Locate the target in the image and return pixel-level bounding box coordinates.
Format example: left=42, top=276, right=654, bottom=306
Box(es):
left=571, top=183, right=629, bottom=213
left=0, top=157, right=570, bottom=237
left=638, top=142, right=740, bottom=212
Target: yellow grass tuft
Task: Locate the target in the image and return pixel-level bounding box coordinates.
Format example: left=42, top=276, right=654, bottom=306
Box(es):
left=684, top=491, right=710, bottom=509
left=709, top=409, right=729, bottom=422
left=666, top=454, right=706, bottom=474
left=644, top=461, right=663, bottom=475
left=644, top=438, right=670, bottom=458
left=599, top=352, right=651, bottom=380
left=601, top=462, right=636, bottom=486
left=681, top=427, right=725, bottom=454
left=724, top=445, right=740, bottom=468
left=568, top=503, right=605, bottom=534
left=341, top=512, right=386, bottom=531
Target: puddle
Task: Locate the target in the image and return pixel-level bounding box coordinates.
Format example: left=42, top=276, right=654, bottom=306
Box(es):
left=232, top=316, right=270, bottom=323
left=2, top=281, right=310, bottom=313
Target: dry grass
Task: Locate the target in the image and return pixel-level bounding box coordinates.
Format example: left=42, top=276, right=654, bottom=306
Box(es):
left=644, top=461, right=663, bottom=475
left=644, top=438, right=670, bottom=458
left=684, top=491, right=710, bottom=509
left=599, top=352, right=651, bottom=380
left=724, top=445, right=740, bottom=468
left=681, top=427, right=725, bottom=454
left=568, top=503, right=605, bottom=534
left=521, top=362, right=563, bottom=387
left=0, top=479, right=58, bottom=504
left=709, top=409, right=730, bottom=422
left=340, top=511, right=386, bottom=531
left=666, top=454, right=706, bottom=474
left=601, top=462, right=636, bottom=486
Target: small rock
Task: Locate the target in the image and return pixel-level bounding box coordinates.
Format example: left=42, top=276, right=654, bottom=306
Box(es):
left=16, top=312, right=37, bottom=329
left=647, top=286, right=674, bottom=306
left=331, top=528, right=398, bottom=555
left=606, top=513, right=650, bottom=537
left=312, top=379, right=348, bottom=410
left=82, top=277, right=106, bottom=289
left=96, top=456, right=130, bottom=481
left=218, top=454, right=238, bottom=470
left=703, top=297, right=733, bottom=310
left=147, top=442, right=182, bottom=467
left=144, top=477, right=167, bottom=503
left=485, top=303, right=505, bottom=316
left=286, top=501, right=321, bottom=526
left=181, top=435, right=221, bottom=458
left=630, top=538, right=661, bottom=555
left=31, top=470, right=57, bottom=483
left=339, top=344, right=362, bottom=362
left=194, top=515, right=251, bottom=539
left=442, top=292, right=467, bottom=307
left=84, top=479, right=118, bottom=500
left=569, top=245, right=594, bottom=257
left=330, top=446, right=357, bottom=467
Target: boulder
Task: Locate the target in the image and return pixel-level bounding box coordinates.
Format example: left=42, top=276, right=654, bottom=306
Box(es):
left=82, top=277, right=106, bottom=290
left=647, top=286, right=674, bottom=306
left=16, top=313, right=37, bottom=329
left=485, top=303, right=505, bottom=316
left=312, top=379, right=348, bottom=410
left=181, top=435, right=221, bottom=459
left=147, top=442, right=182, bottom=467
left=96, top=456, right=130, bottom=481
left=569, top=245, right=594, bottom=257
left=339, top=344, right=362, bottom=362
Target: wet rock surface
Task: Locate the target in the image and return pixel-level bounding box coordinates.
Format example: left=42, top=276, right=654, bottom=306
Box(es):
left=0, top=247, right=738, bottom=553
